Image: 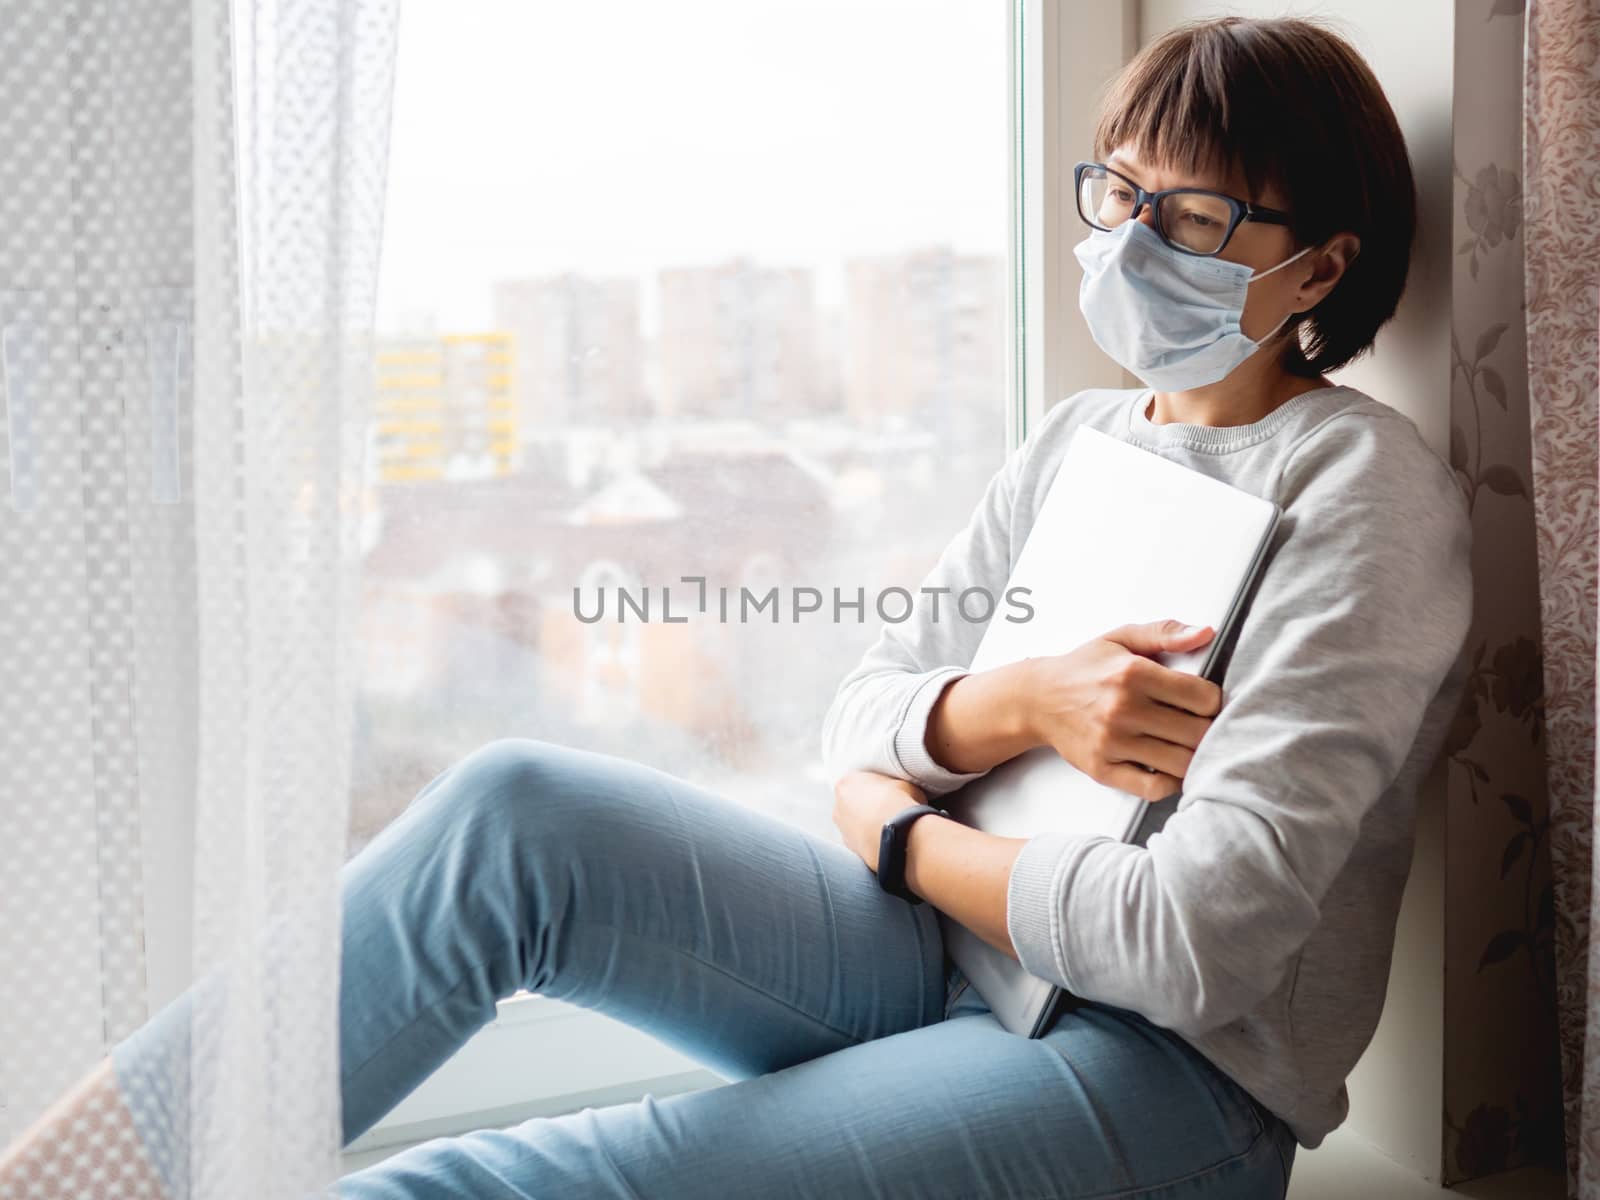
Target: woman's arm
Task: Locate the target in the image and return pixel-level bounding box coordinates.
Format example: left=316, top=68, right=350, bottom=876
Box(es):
left=903, top=808, right=1026, bottom=956
left=923, top=625, right=1220, bottom=790
left=920, top=661, right=1038, bottom=776
left=832, top=769, right=1024, bottom=958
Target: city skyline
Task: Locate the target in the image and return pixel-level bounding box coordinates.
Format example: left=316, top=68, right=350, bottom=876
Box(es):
left=371, top=243, right=1006, bottom=482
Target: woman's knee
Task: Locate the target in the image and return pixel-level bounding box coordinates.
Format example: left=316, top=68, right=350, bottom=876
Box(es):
left=430, top=737, right=645, bottom=845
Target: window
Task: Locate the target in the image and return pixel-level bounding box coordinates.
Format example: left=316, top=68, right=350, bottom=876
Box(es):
left=348, top=0, right=1030, bottom=1155
left=353, top=0, right=1013, bottom=848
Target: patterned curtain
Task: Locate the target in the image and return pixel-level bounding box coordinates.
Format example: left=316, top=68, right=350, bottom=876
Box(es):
left=1523, top=0, right=1600, bottom=1196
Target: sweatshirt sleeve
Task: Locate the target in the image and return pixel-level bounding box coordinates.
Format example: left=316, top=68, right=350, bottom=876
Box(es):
left=1004, top=413, right=1475, bottom=1035
left=818, top=414, right=1048, bottom=797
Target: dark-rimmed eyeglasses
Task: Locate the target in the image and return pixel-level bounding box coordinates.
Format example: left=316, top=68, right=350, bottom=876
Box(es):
left=1073, top=161, right=1292, bottom=257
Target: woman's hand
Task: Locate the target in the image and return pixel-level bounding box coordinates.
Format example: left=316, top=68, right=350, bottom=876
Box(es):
left=1020, top=618, right=1223, bottom=801
left=832, top=770, right=927, bottom=874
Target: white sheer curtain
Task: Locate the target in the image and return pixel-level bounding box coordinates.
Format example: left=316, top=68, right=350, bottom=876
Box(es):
left=0, top=0, right=396, bottom=1195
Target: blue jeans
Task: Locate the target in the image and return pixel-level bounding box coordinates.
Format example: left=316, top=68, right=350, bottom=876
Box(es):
left=115, top=737, right=1297, bottom=1198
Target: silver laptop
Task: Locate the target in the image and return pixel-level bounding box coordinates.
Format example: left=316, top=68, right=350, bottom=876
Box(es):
left=938, top=423, right=1282, bottom=1038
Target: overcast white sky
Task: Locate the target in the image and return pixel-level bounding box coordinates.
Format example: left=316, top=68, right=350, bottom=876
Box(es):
left=376, top=0, right=1008, bottom=332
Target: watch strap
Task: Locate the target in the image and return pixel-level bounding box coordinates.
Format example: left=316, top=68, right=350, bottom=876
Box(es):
left=877, top=803, right=950, bottom=905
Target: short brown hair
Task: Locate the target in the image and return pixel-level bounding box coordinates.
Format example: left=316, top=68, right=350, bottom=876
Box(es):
left=1093, top=17, right=1415, bottom=376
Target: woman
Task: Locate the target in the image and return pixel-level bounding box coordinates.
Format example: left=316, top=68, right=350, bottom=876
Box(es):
left=1, top=15, right=1472, bottom=1199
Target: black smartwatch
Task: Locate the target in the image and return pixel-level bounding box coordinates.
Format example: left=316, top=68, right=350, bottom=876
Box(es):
left=877, top=803, right=950, bottom=905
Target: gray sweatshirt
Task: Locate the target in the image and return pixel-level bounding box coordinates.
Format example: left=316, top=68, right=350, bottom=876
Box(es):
left=820, top=385, right=1474, bottom=1149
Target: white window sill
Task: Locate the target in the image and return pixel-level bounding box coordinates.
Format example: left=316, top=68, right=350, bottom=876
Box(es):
left=343, top=992, right=725, bottom=1164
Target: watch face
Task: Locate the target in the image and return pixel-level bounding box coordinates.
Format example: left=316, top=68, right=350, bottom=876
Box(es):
left=879, top=823, right=905, bottom=895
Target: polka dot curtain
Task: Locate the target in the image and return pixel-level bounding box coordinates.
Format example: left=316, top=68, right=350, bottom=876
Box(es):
left=0, top=0, right=397, bottom=1196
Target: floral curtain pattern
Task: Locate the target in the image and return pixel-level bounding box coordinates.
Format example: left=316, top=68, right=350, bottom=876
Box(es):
left=1521, top=0, right=1600, bottom=1195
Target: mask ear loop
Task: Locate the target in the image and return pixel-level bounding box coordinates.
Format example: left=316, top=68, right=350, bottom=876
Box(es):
left=1245, top=243, right=1323, bottom=349
left=1246, top=242, right=1317, bottom=283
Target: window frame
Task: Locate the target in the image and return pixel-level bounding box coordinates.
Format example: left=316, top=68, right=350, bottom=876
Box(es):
left=1022, top=0, right=1140, bottom=443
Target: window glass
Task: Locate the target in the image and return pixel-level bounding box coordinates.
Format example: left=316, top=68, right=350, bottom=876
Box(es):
left=353, top=0, right=1011, bottom=854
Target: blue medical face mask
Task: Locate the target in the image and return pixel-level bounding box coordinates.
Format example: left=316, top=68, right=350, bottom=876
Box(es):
left=1074, top=219, right=1315, bottom=392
